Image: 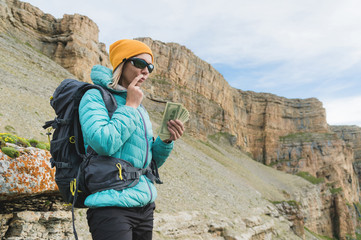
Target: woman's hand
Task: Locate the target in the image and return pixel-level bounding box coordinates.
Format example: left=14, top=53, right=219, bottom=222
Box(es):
left=125, top=75, right=144, bottom=108
left=163, top=120, right=184, bottom=143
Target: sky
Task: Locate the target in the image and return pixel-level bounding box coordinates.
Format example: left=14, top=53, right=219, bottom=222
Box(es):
left=24, top=0, right=361, bottom=127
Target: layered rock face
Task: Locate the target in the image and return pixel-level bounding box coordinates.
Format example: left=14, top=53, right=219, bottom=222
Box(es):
left=140, top=38, right=361, bottom=239
left=331, top=125, right=361, bottom=192
left=275, top=135, right=360, bottom=238
left=142, top=38, right=328, bottom=164
left=141, top=38, right=360, bottom=239
left=331, top=125, right=361, bottom=162
left=0, top=0, right=110, bottom=82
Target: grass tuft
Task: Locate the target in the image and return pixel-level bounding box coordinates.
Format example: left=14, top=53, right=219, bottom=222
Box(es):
left=296, top=171, right=324, bottom=184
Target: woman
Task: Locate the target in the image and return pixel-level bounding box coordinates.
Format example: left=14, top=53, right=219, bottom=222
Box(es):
left=79, top=39, right=184, bottom=240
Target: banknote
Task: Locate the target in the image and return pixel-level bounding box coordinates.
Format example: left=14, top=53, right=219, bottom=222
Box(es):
left=158, top=102, right=189, bottom=140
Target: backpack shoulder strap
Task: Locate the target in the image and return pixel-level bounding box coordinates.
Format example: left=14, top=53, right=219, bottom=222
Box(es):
left=95, top=86, right=118, bottom=118
left=81, top=84, right=117, bottom=118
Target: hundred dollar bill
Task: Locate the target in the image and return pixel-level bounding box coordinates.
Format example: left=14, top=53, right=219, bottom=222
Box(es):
left=158, top=102, right=189, bottom=140
left=158, top=102, right=182, bottom=140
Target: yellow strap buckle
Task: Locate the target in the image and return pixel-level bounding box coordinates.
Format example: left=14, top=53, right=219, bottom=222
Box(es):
left=70, top=179, right=82, bottom=196
left=116, top=163, right=123, bottom=180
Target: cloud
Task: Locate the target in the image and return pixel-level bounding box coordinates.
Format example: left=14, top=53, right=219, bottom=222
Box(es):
left=24, top=0, right=361, bottom=126
left=322, top=96, right=361, bottom=127
left=26, top=0, right=361, bottom=64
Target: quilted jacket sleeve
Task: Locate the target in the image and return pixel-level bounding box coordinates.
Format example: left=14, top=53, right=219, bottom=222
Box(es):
left=79, top=89, right=138, bottom=156
left=152, top=136, right=174, bottom=167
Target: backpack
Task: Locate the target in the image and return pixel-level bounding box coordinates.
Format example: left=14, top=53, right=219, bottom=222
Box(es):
left=44, top=78, right=162, bottom=201
left=44, top=79, right=163, bottom=239
left=43, top=79, right=118, bottom=207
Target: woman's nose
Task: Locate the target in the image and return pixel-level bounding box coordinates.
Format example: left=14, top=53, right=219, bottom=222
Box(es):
left=141, top=67, right=149, bottom=75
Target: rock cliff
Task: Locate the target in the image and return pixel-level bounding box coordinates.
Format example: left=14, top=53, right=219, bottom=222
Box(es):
left=0, top=0, right=110, bottom=82
left=331, top=125, right=361, bottom=163
left=141, top=38, right=361, bottom=239
left=331, top=125, right=361, bottom=193
left=142, top=38, right=328, bottom=164
left=1, top=0, right=361, bottom=239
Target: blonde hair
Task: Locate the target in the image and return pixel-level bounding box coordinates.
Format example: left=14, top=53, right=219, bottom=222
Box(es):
left=109, top=62, right=125, bottom=89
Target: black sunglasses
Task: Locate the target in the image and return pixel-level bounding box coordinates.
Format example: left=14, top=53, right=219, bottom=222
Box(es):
left=128, top=57, right=154, bottom=73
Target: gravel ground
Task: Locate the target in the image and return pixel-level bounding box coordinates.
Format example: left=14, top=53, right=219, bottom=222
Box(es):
left=0, top=33, right=73, bottom=141
left=142, top=100, right=313, bottom=239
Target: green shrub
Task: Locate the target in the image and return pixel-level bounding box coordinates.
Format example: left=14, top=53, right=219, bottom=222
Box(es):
left=330, top=187, right=342, bottom=195
left=36, top=142, right=48, bottom=150
left=296, top=171, right=324, bottom=184
left=0, top=133, right=17, bottom=144
left=271, top=200, right=300, bottom=207
left=356, top=233, right=361, bottom=240
left=1, top=146, right=20, bottom=158
left=28, top=139, right=39, bottom=147
left=4, top=125, right=16, bottom=133
left=29, top=139, right=49, bottom=150
left=17, top=137, right=30, bottom=147
left=304, top=227, right=334, bottom=240
left=0, top=133, right=49, bottom=150
left=0, top=133, right=30, bottom=147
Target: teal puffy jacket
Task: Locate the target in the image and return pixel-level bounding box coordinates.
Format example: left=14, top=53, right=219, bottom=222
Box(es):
left=79, top=65, right=174, bottom=208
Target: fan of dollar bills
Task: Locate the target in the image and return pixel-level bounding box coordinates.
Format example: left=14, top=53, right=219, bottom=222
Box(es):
left=158, top=102, right=189, bottom=140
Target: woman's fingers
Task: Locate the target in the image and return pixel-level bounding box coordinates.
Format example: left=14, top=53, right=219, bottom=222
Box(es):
left=168, top=120, right=184, bottom=132
left=167, top=120, right=184, bottom=140
left=125, top=75, right=144, bottom=108
left=128, top=74, right=143, bottom=88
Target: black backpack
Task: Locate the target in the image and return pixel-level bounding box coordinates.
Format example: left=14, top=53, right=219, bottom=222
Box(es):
left=43, top=79, right=118, bottom=208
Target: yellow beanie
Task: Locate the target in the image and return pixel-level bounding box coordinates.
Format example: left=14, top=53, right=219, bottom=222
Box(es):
left=109, top=39, right=154, bottom=71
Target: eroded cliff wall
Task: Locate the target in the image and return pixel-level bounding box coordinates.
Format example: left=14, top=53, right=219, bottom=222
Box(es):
left=0, top=0, right=110, bottom=82
left=331, top=125, right=361, bottom=163
left=141, top=38, right=361, bottom=239
left=141, top=38, right=328, bottom=164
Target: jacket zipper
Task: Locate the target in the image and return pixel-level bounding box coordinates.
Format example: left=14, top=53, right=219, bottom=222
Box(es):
left=137, top=108, right=152, bottom=203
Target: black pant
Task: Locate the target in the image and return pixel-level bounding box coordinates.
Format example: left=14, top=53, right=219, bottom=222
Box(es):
left=87, top=202, right=155, bottom=240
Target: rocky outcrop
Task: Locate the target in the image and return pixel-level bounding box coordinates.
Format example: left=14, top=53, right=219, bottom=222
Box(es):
left=273, top=201, right=304, bottom=238
left=0, top=196, right=90, bottom=240
left=1, top=209, right=74, bottom=239
left=0, top=144, right=89, bottom=239
left=0, top=144, right=57, bottom=201
left=0, top=0, right=110, bottom=82
left=275, top=133, right=359, bottom=202
left=330, top=125, right=361, bottom=162
left=295, top=181, right=359, bottom=239
left=331, top=125, right=361, bottom=193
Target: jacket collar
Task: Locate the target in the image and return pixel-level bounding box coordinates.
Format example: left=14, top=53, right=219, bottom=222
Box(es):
left=90, top=65, right=127, bottom=93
